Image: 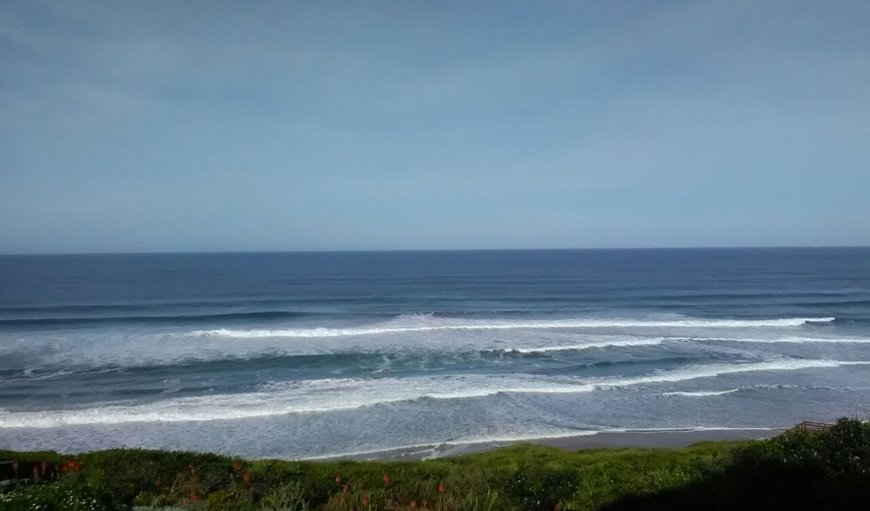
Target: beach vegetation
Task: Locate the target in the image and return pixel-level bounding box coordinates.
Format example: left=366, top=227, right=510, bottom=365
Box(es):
left=0, top=418, right=868, bottom=510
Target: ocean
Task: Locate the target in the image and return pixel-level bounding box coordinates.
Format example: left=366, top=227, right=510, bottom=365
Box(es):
left=1, top=248, right=869, bottom=459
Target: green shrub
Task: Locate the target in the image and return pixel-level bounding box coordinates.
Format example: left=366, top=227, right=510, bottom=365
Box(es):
left=0, top=480, right=112, bottom=511
left=505, top=461, right=578, bottom=510
left=3, top=418, right=869, bottom=510
left=260, top=480, right=309, bottom=511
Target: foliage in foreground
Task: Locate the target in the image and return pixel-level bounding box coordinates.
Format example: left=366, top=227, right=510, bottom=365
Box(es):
left=1, top=418, right=868, bottom=510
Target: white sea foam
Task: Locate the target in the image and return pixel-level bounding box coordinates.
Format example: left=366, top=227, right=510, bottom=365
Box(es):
left=5, top=328, right=865, bottom=374
left=1, top=357, right=866, bottom=429
left=662, top=389, right=741, bottom=397
left=596, top=359, right=870, bottom=389
left=509, top=334, right=870, bottom=354
left=671, top=336, right=870, bottom=344
left=513, top=338, right=666, bottom=353
left=187, top=316, right=836, bottom=339
left=3, top=313, right=851, bottom=371
left=659, top=383, right=854, bottom=397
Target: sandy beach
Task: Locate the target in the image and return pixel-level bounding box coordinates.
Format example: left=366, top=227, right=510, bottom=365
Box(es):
left=316, top=427, right=786, bottom=461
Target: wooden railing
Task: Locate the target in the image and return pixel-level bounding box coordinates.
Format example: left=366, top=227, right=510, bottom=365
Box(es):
left=794, top=421, right=833, bottom=432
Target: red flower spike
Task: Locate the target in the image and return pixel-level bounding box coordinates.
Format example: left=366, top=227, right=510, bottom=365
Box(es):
left=383, top=471, right=390, bottom=486
left=438, top=482, right=445, bottom=493
left=232, top=462, right=241, bottom=473
left=343, top=484, right=349, bottom=495
left=362, top=495, right=369, bottom=506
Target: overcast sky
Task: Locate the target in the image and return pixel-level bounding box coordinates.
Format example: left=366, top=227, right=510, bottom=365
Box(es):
left=1, top=1, right=869, bottom=253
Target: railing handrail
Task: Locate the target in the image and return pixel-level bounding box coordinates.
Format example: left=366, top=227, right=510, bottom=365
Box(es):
left=794, top=420, right=834, bottom=431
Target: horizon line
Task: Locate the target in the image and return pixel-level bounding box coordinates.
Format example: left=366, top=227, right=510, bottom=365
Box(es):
left=2, top=244, right=869, bottom=257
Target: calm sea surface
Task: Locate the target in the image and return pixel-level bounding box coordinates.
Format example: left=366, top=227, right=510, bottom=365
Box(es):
left=1, top=248, right=869, bottom=458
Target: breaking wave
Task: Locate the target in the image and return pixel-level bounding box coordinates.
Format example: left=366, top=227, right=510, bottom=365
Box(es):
left=1, top=357, right=864, bottom=428
left=662, top=389, right=741, bottom=397
left=187, top=315, right=836, bottom=339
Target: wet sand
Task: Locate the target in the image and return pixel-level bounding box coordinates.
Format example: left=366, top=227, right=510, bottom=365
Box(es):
left=439, top=428, right=784, bottom=457
left=315, top=428, right=785, bottom=462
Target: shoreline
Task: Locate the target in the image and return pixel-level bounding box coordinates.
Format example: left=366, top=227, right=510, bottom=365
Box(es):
left=310, top=427, right=785, bottom=462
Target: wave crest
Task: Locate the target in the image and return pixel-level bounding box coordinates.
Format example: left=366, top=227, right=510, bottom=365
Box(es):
left=1, top=357, right=863, bottom=428
left=187, top=316, right=836, bottom=339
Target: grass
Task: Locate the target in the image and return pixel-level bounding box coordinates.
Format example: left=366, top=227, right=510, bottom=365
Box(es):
left=1, top=419, right=868, bottom=510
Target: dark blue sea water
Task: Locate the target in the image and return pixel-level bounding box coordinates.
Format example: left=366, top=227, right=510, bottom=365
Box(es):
left=1, top=248, right=869, bottom=458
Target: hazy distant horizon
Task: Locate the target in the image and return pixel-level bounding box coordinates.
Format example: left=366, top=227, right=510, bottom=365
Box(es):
left=3, top=244, right=870, bottom=257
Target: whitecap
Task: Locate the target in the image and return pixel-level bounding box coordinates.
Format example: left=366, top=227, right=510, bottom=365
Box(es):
left=1, top=357, right=865, bottom=428
left=187, top=316, right=835, bottom=339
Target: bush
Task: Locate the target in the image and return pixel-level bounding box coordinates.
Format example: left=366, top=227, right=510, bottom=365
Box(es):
left=260, top=480, right=309, bottom=511
left=0, top=480, right=112, bottom=511
left=3, top=418, right=869, bottom=510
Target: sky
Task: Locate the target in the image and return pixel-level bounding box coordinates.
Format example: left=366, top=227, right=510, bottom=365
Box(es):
left=1, top=1, right=869, bottom=253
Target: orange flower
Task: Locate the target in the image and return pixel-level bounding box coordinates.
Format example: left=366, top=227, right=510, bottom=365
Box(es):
left=242, top=471, right=252, bottom=487
left=383, top=471, right=390, bottom=486
left=335, top=472, right=342, bottom=485
left=232, top=462, right=241, bottom=473
left=61, top=459, right=81, bottom=473
left=362, top=495, right=370, bottom=506
left=438, top=482, right=445, bottom=494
